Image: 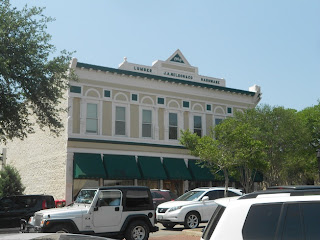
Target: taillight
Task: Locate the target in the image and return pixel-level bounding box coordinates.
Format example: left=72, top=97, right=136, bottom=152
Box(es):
left=42, top=200, right=47, bottom=209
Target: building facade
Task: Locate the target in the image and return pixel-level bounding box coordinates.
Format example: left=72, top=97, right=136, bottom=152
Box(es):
left=4, top=50, right=261, bottom=204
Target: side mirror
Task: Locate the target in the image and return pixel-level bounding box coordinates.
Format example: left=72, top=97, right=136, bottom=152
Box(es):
left=202, top=196, right=209, bottom=202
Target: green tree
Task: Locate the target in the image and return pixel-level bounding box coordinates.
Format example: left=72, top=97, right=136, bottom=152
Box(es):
left=214, top=115, right=267, bottom=193
left=0, top=0, right=75, bottom=143
left=0, top=165, right=25, bottom=197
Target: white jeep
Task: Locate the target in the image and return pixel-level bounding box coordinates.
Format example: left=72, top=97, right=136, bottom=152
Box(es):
left=24, top=186, right=158, bottom=240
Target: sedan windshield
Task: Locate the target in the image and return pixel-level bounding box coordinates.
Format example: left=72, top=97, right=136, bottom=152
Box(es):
left=176, top=191, right=205, bottom=201
left=75, top=190, right=97, bottom=204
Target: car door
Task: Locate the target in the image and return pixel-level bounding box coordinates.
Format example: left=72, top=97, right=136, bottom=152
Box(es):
left=200, top=190, right=224, bottom=221
left=0, top=197, right=15, bottom=227
left=93, top=190, right=122, bottom=228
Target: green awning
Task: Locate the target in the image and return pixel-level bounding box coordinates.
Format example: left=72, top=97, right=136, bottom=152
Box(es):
left=188, top=160, right=215, bottom=181
left=138, top=156, right=167, bottom=180
left=103, top=155, right=141, bottom=179
left=74, top=153, right=107, bottom=179
left=163, top=158, right=192, bottom=180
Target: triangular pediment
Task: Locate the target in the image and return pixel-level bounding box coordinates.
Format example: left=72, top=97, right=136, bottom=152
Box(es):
left=166, top=49, right=190, bottom=66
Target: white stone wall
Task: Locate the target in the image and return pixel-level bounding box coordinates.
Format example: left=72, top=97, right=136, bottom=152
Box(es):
left=4, top=100, right=68, bottom=201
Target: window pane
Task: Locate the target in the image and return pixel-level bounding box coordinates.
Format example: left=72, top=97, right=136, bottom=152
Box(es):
left=87, top=103, right=97, bottom=118
left=115, top=121, right=125, bottom=135
left=143, top=110, right=152, bottom=124
left=215, top=118, right=223, bottom=125
left=242, top=203, right=282, bottom=240
left=302, top=202, right=320, bottom=239
left=86, top=119, right=97, bottom=133
left=142, top=124, right=151, bottom=138
left=169, top=127, right=178, bottom=140
left=194, top=129, right=202, bottom=137
left=194, top=116, right=202, bottom=128
left=116, top=107, right=125, bottom=121
left=169, top=113, right=177, bottom=126
left=282, top=203, right=303, bottom=240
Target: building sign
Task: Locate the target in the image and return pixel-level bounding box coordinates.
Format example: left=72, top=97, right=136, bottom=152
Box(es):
left=163, top=71, right=193, bottom=80
left=133, top=66, right=152, bottom=73
left=170, top=54, right=184, bottom=64
left=201, top=78, right=220, bottom=85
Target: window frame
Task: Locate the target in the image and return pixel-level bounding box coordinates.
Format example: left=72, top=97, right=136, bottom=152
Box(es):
left=113, top=104, right=129, bottom=137
left=85, top=101, right=99, bottom=134
left=141, top=109, right=153, bottom=138
left=169, top=112, right=178, bottom=140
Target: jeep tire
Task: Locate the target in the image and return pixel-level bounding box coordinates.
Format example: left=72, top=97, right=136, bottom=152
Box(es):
left=125, top=220, right=149, bottom=240
left=184, top=211, right=200, bottom=229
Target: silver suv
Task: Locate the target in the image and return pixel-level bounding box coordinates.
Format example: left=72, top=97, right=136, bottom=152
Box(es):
left=201, top=186, right=320, bottom=240
left=24, top=186, right=158, bottom=240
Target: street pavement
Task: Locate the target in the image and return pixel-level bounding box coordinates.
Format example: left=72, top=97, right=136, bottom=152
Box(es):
left=149, top=223, right=204, bottom=240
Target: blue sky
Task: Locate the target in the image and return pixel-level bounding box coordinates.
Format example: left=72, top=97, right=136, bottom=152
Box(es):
left=11, top=0, right=320, bottom=111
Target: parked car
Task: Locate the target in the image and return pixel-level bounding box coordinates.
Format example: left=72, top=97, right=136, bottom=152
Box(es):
left=201, top=185, right=320, bottom=240
left=25, top=186, right=158, bottom=240
left=151, top=189, right=178, bottom=208
left=156, top=187, right=242, bottom=229
left=0, top=194, right=55, bottom=228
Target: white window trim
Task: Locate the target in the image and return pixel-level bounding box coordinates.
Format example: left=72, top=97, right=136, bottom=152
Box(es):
left=113, top=103, right=130, bottom=137
left=103, top=89, right=112, bottom=99
left=166, top=111, right=180, bottom=141
left=84, top=99, right=101, bottom=135
left=190, top=113, right=206, bottom=137
left=139, top=106, right=155, bottom=139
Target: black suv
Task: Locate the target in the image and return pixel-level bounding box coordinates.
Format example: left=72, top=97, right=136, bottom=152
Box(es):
left=0, top=195, right=55, bottom=228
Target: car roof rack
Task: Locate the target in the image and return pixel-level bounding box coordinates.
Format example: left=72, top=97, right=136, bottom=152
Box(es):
left=239, top=185, right=320, bottom=199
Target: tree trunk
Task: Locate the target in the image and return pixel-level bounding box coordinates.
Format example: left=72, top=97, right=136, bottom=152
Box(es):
left=223, top=169, right=229, bottom=197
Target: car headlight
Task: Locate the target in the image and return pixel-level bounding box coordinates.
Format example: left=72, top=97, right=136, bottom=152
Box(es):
left=169, top=206, right=183, bottom=212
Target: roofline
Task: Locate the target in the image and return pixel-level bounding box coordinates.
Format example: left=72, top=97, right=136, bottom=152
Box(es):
left=76, top=62, right=256, bottom=97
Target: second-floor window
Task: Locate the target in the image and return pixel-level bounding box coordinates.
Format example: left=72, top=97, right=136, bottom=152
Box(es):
left=169, top=113, right=178, bottom=140
left=86, top=103, right=98, bottom=133
left=115, top=106, right=126, bottom=135
left=194, top=115, right=202, bottom=137
left=142, top=109, right=152, bottom=138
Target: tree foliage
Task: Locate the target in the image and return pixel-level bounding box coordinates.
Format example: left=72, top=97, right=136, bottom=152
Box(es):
left=180, top=103, right=319, bottom=192
left=0, top=0, right=75, bottom=143
left=0, top=165, right=25, bottom=197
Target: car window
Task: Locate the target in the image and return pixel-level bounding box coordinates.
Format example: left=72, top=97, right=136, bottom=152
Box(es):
left=75, top=189, right=97, bottom=204
left=204, top=190, right=224, bottom=200
left=301, top=202, right=320, bottom=239
left=0, top=197, right=14, bottom=210
left=169, top=192, right=178, bottom=200
left=151, top=192, right=163, bottom=198
left=176, top=191, right=205, bottom=201
left=98, top=190, right=121, bottom=207
left=242, top=203, right=282, bottom=240
left=227, top=190, right=240, bottom=197
left=125, top=190, right=151, bottom=209
left=282, top=203, right=303, bottom=240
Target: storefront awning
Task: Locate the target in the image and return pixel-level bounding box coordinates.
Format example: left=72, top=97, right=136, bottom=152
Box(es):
left=74, top=153, right=107, bottom=179
left=163, top=158, right=192, bottom=180
left=138, top=156, right=167, bottom=180
left=103, top=155, right=141, bottom=179
left=188, top=160, right=215, bottom=181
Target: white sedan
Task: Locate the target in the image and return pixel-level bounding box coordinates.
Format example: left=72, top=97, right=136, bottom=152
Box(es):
left=156, top=187, right=242, bottom=229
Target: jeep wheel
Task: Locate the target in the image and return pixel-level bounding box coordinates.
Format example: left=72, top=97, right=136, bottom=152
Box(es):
left=125, top=220, right=149, bottom=240
left=50, top=224, right=73, bottom=233
left=162, top=223, right=176, bottom=229
left=184, top=212, right=200, bottom=229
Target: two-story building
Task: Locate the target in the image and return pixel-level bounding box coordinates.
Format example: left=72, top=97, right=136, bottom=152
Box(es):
left=4, top=50, right=261, bottom=204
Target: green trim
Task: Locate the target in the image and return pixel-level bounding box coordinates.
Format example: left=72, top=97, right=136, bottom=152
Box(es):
left=163, top=158, right=192, bottom=180
left=132, top=94, right=138, bottom=101
left=183, top=101, right=190, bottom=108
left=76, top=62, right=255, bottom=96
left=73, top=153, right=107, bottom=179
left=103, top=154, right=141, bottom=179
left=188, top=160, right=214, bottom=181
left=68, top=138, right=186, bottom=149
left=206, top=104, right=212, bottom=111
left=104, top=90, right=111, bottom=98
left=157, top=97, right=164, bottom=104
left=70, top=86, right=81, bottom=94
left=138, top=156, right=167, bottom=180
